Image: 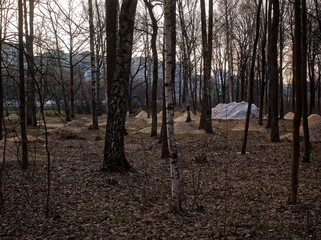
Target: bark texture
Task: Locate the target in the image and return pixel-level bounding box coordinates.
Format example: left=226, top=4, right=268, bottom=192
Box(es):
left=106, top=0, right=118, bottom=103
left=103, top=0, right=137, bottom=172
left=164, top=0, right=180, bottom=210
left=19, top=0, right=28, bottom=169
left=289, top=0, right=302, bottom=205
left=268, top=0, right=280, bottom=142
left=199, top=0, right=213, bottom=133
left=88, top=0, right=98, bottom=130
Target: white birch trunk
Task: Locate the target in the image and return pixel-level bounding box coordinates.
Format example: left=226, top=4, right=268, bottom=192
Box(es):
left=164, top=0, right=180, bottom=210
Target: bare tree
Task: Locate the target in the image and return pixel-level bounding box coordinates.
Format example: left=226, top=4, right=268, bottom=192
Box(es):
left=25, top=0, right=37, bottom=127
left=103, top=0, right=138, bottom=171
left=301, top=0, right=310, bottom=163
left=199, top=0, right=213, bottom=133
left=143, top=0, right=160, bottom=137
left=268, top=0, right=280, bottom=142
left=289, top=0, right=302, bottom=205
left=164, top=0, right=180, bottom=210
left=106, top=0, right=118, bottom=103
left=242, top=0, right=262, bottom=154
left=18, top=0, right=28, bottom=169
left=258, top=0, right=268, bottom=126
left=88, top=0, right=99, bottom=130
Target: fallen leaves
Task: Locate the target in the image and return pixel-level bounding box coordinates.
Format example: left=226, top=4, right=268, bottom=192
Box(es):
left=0, top=116, right=321, bottom=239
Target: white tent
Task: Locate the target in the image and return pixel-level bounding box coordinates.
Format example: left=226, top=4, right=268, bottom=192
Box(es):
left=212, top=101, right=259, bottom=120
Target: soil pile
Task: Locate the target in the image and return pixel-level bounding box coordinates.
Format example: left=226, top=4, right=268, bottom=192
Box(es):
left=284, top=112, right=295, bottom=120
left=308, top=121, right=321, bottom=142
left=303, top=114, right=321, bottom=142
left=174, top=112, right=199, bottom=122
left=232, top=119, right=265, bottom=131
left=174, top=121, right=204, bottom=134
left=135, top=110, right=149, bottom=119
left=282, top=113, right=321, bottom=142
left=308, top=114, right=321, bottom=124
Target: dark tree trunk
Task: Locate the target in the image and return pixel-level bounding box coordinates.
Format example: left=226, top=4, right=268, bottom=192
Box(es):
left=301, top=0, right=310, bottom=163
left=26, top=0, right=37, bottom=127
left=68, top=27, right=74, bottom=120
left=308, top=51, right=315, bottom=115
left=289, top=0, right=302, bottom=205
left=144, top=49, right=150, bottom=118
left=199, top=0, right=213, bottom=133
left=258, top=8, right=267, bottom=126
left=0, top=32, right=3, bottom=140
left=106, top=0, right=118, bottom=103
left=19, top=0, right=28, bottom=170
left=267, top=0, right=280, bottom=142
left=144, top=0, right=159, bottom=137
left=279, top=2, right=284, bottom=120
left=242, top=0, right=262, bottom=154
left=178, top=0, right=192, bottom=122
left=88, top=0, right=98, bottom=130
left=103, top=0, right=137, bottom=172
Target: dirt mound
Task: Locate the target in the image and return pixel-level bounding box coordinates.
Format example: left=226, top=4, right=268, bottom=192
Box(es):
left=174, top=121, right=203, bottom=134
left=66, top=120, right=87, bottom=128
left=7, top=135, right=45, bottom=143
left=232, top=119, right=265, bottom=131
left=157, top=111, right=163, bottom=118
left=284, top=112, right=294, bottom=120
left=174, top=112, right=199, bottom=122
left=308, top=114, right=321, bottom=125
left=135, top=110, right=149, bottom=119
left=138, top=118, right=203, bottom=135
left=308, top=121, right=321, bottom=142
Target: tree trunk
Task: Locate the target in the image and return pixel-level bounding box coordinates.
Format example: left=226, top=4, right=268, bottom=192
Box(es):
left=279, top=2, right=284, bottom=120
left=161, top=86, right=169, bottom=158
left=19, top=0, right=28, bottom=170
left=267, top=0, right=280, bottom=142
left=308, top=50, right=315, bottom=115
left=106, top=0, right=118, bottom=103
left=88, top=0, right=98, bottom=130
left=143, top=0, right=159, bottom=137
left=301, top=0, right=310, bottom=163
left=242, top=0, right=262, bottom=154
left=0, top=29, right=3, bottom=140
left=289, top=0, right=302, bottom=205
left=144, top=41, right=150, bottom=118
left=164, top=0, right=180, bottom=210
left=178, top=0, right=192, bottom=122
left=199, top=0, right=213, bottom=133
left=103, top=0, right=137, bottom=172
left=258, top=8, right=267, bottom=126
left=26, top=0, right=37, bottom=127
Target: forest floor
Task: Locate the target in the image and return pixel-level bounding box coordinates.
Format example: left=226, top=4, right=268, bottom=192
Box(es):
left=1, top=112, right=321, bottom=239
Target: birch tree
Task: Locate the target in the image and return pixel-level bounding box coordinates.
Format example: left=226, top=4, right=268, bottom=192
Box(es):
left=164, top=0, right=180, bottom=210
left=88, top=0, right=98, bottom=129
